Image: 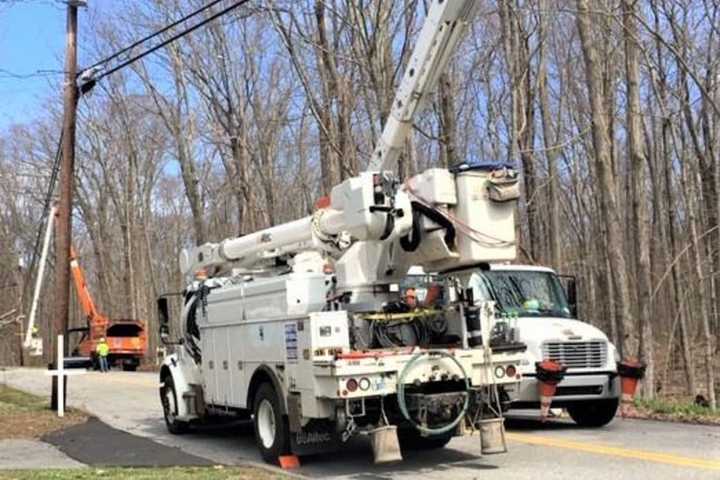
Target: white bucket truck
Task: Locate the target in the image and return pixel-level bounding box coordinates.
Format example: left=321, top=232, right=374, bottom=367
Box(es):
left=157, top=0, right=529, bottom=465
left=158, top=167, right=527, bottom=463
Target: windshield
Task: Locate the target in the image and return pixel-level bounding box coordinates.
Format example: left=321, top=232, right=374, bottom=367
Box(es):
left=468, top=270, right=571, bottom=318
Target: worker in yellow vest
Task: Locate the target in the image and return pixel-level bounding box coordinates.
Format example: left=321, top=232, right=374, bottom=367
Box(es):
left=96, top=338, right=110, bottom=373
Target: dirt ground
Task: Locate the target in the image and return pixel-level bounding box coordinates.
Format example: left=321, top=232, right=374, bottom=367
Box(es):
left=0, top=385, right=88, bottom=440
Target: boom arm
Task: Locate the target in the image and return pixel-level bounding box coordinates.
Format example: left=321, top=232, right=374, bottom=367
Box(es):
left=181, top=172, right=412, bottom=277
left=23, top=204, right=56, bottom=348
left=69, top=247, right=100, bottom=320
left=367, top=0, right=480, bottom=172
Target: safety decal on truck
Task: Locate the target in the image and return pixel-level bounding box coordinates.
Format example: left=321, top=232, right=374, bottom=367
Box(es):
left=285, top=323, right=298, bottom=364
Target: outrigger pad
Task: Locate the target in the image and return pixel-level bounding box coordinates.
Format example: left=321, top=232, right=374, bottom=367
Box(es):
left=370, top=425, right=403, bottom=464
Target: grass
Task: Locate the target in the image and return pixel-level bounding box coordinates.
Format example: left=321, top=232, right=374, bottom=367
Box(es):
left=0, top=467, right=286, bottom=480
left=0, top=384, right=57, bottom=413
left=633, top=397, right=720, bottom=424
left=0, top=384, right=88, bottom=439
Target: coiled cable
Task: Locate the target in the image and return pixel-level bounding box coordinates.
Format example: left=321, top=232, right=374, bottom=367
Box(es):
left=396, top=350, right=471, bottom=435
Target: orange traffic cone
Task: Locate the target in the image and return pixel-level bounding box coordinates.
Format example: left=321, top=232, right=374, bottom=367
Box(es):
left=617, top=358, right=646, bottom=417
left=535, top=360, right=567, bottom=422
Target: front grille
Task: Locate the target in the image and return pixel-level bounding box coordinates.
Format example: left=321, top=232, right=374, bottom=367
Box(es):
left=541, top=341, right=607, bottom=369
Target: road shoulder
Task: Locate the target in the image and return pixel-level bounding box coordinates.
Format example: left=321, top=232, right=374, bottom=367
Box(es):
left=0, top=439, right=85, bottom=470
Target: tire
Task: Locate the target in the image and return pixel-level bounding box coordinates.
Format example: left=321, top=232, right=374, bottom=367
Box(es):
left=161, top=375, right=190, bottom=434
left=398, top=429, right=453, bottom=450
left=567, top=398, right=619, bottom=427
left=122, top=364, right=138, bottom=372
left=253, top=382, right=290, bottom=464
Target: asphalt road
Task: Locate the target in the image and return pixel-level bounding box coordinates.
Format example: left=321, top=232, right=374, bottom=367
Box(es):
left=2, top=368, right=719, bottom=479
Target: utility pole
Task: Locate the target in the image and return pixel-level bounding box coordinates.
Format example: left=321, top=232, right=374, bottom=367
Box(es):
left=52, top=0, right=83, bottom=407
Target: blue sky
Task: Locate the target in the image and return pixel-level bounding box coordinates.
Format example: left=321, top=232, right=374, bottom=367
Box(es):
left=0, top=1, right=119, bottom=130
left=0, top=1, right=66, bottom=129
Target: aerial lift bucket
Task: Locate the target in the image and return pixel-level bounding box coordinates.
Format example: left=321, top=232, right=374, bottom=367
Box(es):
left=369, top=425, right=402, bottom=464
left=28, top=337, right=43, bottom=357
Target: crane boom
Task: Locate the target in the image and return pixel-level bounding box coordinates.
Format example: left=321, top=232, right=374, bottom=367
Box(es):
left=181, top=172, right=412, bottom=277
left=367, top=0, right=480, bottom=172
left=69, top=246, right=100, bottom=320
left=24, top=204, right=56, bottom=348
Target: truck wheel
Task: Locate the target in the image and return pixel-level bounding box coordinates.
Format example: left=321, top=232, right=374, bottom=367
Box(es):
left=398, top=429, right=453, bottom=450
left=122, top=364, right=138, bottom=372
left=567, top=399, right=618, bottom=427
left=161, top=375, right=189, bottom=434
left=253, top=383, right=290, bottom=464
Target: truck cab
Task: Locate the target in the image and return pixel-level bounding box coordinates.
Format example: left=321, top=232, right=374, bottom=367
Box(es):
left=462, top=264, right=620, bottom=426
left=404, top=264, right=620, bottom=427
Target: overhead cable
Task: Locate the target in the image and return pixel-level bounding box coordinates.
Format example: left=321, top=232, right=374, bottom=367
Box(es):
left=86, top=0, right=252, bottom=86
left=84, top=0, right=226, bottom=73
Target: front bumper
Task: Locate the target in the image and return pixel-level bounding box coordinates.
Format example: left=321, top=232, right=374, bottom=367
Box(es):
left=508, top=371, right=619, bottom=409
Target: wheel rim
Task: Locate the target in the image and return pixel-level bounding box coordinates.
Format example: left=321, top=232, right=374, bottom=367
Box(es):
left=257, top=399, right=276, bottom=449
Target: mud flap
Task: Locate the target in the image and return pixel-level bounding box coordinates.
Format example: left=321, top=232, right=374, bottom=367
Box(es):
left=289, top=419, right=341, bottom=456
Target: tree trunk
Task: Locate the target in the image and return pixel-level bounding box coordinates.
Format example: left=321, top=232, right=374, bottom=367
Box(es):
left=622, top=0, right=655, bottom=398
left=538, top=2, right=561, bottom=268
left=576, top=0, right=634, bottom=357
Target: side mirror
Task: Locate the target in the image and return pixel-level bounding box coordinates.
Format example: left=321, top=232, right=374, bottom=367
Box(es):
left=157, top=297, right=170, bottom=342
left=559, top=275, right=578, bottom=318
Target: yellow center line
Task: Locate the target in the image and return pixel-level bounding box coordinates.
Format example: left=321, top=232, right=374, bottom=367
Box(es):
left=506, top=432, right=720, bottom=471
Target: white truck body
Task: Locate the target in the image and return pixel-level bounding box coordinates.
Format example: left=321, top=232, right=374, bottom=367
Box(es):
left=160, top=267, right=525, bottom=460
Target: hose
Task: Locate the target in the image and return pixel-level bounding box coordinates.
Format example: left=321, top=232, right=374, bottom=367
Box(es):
left=400, top=201, right=456, bottom=252
left=396, top=350, right=471, bottom=435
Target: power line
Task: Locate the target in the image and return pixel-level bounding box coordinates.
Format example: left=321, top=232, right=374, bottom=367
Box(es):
left=25, top=0, right=252, bottom=274
left=84, top=0, right=227, bottom=72
left=21, top=1, right=253, bottom=309
left=92, top=0, right=252, bottom=84
left=0, top=68, right=65, bottom=79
